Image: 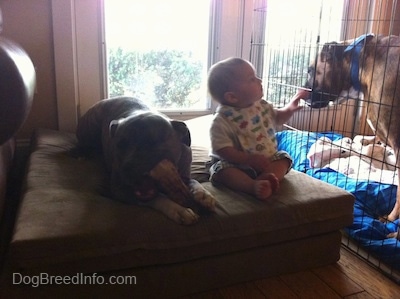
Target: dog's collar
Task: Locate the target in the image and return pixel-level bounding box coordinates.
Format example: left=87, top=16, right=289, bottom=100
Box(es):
left=344, top=33, right=374, bottom=91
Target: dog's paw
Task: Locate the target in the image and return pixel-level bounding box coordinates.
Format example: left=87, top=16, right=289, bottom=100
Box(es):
left=192, top=187, right=216, bottom=212
left=147, top=196, right=199, bottom=225
left=149, top=159, right=191, bottom=204
left=174, top=207, right=200, bottom=225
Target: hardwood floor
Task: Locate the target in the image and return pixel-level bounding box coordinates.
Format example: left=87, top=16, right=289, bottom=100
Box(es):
left=183, top=246, right=400, bottom=299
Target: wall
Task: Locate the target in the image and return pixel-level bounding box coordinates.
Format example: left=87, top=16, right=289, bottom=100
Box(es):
left=1, top=0, right=58, bottom=140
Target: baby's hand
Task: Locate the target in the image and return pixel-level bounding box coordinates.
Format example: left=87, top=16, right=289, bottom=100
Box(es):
left=290, top=89, right=310, bottom=110
left=247, top=154, right=270, bottom=172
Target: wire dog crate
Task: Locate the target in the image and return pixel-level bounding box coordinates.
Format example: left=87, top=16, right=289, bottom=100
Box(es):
left=251, top=0, right=400, bottom=283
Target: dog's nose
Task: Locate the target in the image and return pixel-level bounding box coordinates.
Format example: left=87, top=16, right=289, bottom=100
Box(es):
left=303, top=83, right=313, bottom=98
left=304, top=80, right=312, bottom=90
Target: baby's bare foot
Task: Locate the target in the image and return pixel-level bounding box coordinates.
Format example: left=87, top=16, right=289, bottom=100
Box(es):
left=257, top=173, right=279, bottom=192
left=254, top=180, right=273, bottom=201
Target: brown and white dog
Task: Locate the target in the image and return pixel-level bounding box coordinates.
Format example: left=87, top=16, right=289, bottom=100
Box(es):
left=305, top=34, right=400, bottom=239
left=76, top=96, right=216, bottom=225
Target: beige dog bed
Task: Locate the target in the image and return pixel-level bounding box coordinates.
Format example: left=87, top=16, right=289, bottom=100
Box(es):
left=1, top=116, right=354, bottom=298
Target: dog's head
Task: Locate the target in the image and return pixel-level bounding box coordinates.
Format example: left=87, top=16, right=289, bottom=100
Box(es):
left=109, top=112, right=191, bottom=200
left=304, top=42, right=352, bottom=108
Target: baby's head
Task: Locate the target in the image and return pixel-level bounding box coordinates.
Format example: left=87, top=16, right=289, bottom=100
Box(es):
left=208, top=57, right=262, bottom=107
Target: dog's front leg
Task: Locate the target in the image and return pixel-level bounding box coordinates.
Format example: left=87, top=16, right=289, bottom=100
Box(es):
left=386, top=168, right=400, bottom=239
left=189, top=179, right=216, bottom=211
left=386, top=200, right=399, bottom=239
left=386, top=202, right=400, bottom=239
left=146, top=195, right=200, bottom=225
left=110, top=175, right=198, bottom=225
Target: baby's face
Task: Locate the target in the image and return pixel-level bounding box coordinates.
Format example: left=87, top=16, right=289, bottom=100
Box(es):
left=230, top=62, right=264, bottom=108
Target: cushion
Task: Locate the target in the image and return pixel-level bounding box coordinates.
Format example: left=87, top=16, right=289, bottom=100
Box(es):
left=6, top=125, right=354, bottom=276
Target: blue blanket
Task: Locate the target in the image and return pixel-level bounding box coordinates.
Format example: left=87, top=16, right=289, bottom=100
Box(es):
left=276, top=130, right=400, bottom=269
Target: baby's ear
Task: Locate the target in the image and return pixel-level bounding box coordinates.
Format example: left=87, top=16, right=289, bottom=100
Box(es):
left=223, top=91, right=238, bottom=105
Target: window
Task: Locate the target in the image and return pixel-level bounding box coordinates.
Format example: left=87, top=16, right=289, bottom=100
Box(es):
left=103, top=0, right=212, bottom=111
left=52, top=0, right=259, bottom=129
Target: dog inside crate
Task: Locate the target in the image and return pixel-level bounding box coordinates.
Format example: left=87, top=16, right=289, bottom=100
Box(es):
left=251, top=0, right=400, bottom=282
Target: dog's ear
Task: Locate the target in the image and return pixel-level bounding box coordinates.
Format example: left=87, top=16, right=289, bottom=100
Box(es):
left=109, top=119, right=121, bottom=137
left=321, top=42, right=346, bottom=62
left=171, top=120, right=191, bottom=146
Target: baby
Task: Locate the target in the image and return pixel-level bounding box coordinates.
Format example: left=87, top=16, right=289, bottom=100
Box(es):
left=208, top=57, right=309, bottom=200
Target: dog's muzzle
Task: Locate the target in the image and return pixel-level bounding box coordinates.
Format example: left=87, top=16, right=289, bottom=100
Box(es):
left=304, top=90, right=334, bottom=108
left=303, top=80, right=337, bottom=108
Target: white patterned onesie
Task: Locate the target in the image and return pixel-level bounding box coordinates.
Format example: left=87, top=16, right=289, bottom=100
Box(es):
left=209, top=99, right=292, bottom=180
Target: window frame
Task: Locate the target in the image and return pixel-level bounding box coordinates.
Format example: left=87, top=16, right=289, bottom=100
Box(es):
left=51, top=0, right=255, bottom=131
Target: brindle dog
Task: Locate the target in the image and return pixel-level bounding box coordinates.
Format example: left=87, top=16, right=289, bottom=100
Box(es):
left=76, top=96, right=215, bottom=225
left=305, top=34, right=400, bottom=239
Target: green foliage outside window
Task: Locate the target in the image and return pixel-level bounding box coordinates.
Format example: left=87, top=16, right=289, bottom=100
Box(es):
left=107, top=48, right=203, bottom=109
